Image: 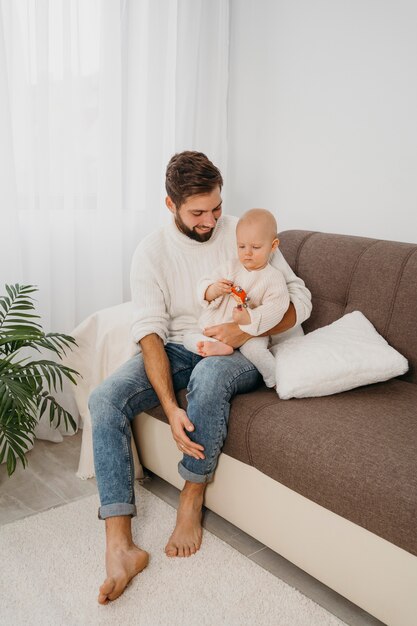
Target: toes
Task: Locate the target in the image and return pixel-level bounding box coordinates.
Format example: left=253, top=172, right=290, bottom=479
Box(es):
left=164, top=537, right=202, bottom=558
left=165, top=543, right=178, bottom=557
left=108, top=582, right=127, bottom=602
left=98, top=592, right=109, bottom=605
left=98, top=575, right=133, bottom=603
left=98, top=577, right=116, bottom=604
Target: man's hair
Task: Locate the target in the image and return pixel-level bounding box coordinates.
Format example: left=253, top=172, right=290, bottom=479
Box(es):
left=165, top=151, right=223, bottom=208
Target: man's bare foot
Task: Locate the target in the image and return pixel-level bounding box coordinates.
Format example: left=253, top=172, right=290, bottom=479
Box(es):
left=98, top=544, right=149, bottom=604
left=165, top=482, right=206, bottom=557
left=98, top=516, right=149, bottom=605
left=197, top=340, right=233, bottom=357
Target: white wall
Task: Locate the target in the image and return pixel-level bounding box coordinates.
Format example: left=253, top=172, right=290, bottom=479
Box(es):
left=226, top=0, right=417, bottom=243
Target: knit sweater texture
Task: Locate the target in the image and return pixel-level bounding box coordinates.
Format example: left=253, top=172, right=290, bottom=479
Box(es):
left=197, top=259, right=290, bottom=337
left=130, top=215, right=312, bottom=346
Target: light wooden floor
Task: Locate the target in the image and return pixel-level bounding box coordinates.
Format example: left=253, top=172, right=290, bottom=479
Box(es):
left=0, top=430, right=383, bottom=626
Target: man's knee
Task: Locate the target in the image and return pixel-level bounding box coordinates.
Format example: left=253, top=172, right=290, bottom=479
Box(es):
left=187, top=353, right=258, bottom=398
left=88, top=354, right=152, bottom=426
left=88, top=380, right=119, bottom=427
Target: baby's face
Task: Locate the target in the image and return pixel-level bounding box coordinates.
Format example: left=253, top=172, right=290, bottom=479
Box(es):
left=236, top=221, right=278, bottom=271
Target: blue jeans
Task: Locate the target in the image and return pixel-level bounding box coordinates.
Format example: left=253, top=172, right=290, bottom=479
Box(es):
left=89, top=343, right=261, bottom=519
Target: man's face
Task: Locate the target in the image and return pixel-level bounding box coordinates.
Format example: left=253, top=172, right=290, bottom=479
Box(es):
left=166, top=188, right=222, bottom=242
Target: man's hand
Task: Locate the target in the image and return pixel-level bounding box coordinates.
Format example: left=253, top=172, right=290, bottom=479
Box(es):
left=205, top=279, right=233, bottom=302
left=203, top=321, right=249, bottom=348
left=140, top=334, right=204, bottom=460
left=232, top=305, right=251, bottom=325
left=167, top=406, right=205, bottom=460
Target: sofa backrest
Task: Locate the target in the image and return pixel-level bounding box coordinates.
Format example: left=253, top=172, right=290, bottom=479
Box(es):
left=279, top=230, right=417, bottom=385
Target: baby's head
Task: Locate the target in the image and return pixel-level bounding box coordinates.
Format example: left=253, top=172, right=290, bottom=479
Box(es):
left=236, top=208, right=279, bottom=271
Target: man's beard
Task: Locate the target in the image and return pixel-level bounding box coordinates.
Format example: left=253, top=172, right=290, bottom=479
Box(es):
left=174, top=212, right=216, bottom=242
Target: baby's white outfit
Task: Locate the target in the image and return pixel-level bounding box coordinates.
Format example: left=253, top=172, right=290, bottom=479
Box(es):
left=183, top=258, right=290, bottom=387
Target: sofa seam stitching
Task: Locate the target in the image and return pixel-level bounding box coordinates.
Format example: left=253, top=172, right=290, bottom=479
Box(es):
left=245, top=400, right=283, bottom=465
left=343, top=240, right=381, bottom=310
left=294, top=231, right=317, bottom=274
left=383, top=247, right=417, bottom=337
left=312, top=295, right=346, bottom=306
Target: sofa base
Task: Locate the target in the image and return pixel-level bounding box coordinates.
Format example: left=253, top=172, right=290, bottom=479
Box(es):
left=132, top=411, right=417, bottom=626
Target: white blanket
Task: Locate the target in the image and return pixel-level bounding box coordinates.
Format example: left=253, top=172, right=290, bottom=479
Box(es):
left=63, top=301, right=143, bottom=479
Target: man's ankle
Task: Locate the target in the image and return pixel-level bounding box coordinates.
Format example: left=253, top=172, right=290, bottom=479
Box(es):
left=105, top=515, right=133, bottom=548
left=181, top=481, right=206, bottom=499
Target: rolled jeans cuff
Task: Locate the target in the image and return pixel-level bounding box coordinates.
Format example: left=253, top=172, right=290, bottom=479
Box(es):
left=178, top=461, right=214, bottom=484
left=98, top=503, right=137, bottom=520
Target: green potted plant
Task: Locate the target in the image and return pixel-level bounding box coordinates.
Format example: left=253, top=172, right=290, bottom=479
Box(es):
left=0, top=284, right=80, bottom=476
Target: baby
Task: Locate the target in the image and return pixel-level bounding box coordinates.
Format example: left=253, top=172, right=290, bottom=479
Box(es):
left=183, top=208, right=290, bottom=387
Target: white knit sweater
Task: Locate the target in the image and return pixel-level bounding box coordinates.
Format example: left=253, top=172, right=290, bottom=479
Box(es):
left=130, top=215, right=312, bottom=345
left=197, top=259, right=290, bottom=336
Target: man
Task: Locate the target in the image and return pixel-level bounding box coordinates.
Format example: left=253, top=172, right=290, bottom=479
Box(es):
left=89, top=151, right=312, bottom=604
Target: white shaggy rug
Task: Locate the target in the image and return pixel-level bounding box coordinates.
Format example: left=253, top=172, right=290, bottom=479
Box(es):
left=0, top=488, right=346, bottom=626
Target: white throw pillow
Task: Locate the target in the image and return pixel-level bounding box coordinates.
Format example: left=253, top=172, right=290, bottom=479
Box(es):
left=274, top=311, right=408, bottom=399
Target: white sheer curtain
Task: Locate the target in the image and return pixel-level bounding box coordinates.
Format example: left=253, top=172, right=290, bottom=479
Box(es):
left=0, top=0, right=123, bottom=333
left=1, top=0, right=230, bottom=334
left=121, top=0, right=229, bottom=283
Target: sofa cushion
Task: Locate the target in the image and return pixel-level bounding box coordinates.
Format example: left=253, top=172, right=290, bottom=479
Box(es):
left=279, top=231, right=417, bottom=385
left=228, top=380, right=417, bottom=557
left=274, top=311, right=408, bottom=399
left=147, top=380, right=417, bottom=556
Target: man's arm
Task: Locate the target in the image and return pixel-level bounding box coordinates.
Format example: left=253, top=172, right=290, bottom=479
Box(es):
left=139, top=333, right=205, bottom=459
left=270, top=249, right=312, bottom=326
left=259, top=301, right=296, bottom=336
left=204, top=302, right=297, bottom=348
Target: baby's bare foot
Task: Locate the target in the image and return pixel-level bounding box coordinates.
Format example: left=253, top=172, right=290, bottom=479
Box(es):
left=197, top=340, right=233, bottom=357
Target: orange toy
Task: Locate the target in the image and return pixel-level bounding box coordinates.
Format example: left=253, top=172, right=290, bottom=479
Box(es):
left=230, top=285, right=250, bottom=308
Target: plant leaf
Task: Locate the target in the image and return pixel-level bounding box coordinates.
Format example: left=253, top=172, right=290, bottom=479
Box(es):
left=0, top=284, right=80, bottom=476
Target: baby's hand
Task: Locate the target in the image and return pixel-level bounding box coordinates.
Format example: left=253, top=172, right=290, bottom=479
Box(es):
left=205, top=279, right=233, bottom=302
left=232, top=305, right=251, bottom=325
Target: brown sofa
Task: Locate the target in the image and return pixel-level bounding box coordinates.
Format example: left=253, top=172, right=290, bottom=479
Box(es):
left=133, top=230, right=417, bottom=626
